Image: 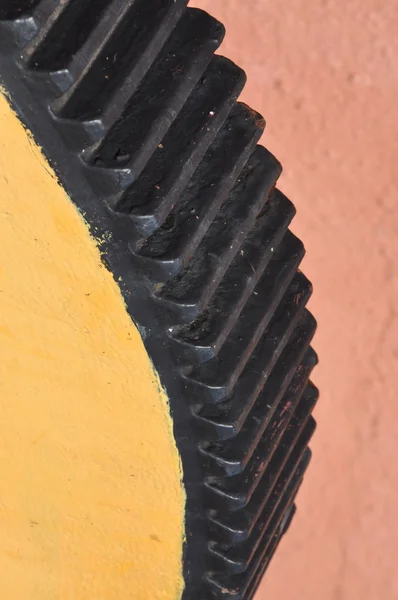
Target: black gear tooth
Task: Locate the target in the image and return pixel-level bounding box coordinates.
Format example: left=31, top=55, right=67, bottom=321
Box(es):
left=111, top=69, right=250, bottom=234
left=134, top=119, right=272, bottom=282
left=200, top=313, right=317, bottom=481
left=205, top=447, right=313, bottom=599
left=55, top=0, right=191, bottom=122
left=157, top=189, right=295, bottom=328
left=182, top=238, right=307, bottom=397
left=180, top=267, right=311, bottom=409
left=0, top=0, right=39, bottom=19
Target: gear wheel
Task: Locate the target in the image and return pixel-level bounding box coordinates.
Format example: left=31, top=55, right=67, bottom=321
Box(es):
left=0, top=2, right=318, bottom=598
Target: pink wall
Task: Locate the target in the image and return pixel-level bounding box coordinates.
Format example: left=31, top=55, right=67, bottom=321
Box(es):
left=193, top=1, right=398, bottom=598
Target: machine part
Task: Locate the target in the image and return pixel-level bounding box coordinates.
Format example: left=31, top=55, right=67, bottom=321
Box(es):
left=0, top=1, right=318, bottom=598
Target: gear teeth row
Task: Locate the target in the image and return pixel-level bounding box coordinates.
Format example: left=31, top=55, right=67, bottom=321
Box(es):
left=0, top=3, right=318, bottom=598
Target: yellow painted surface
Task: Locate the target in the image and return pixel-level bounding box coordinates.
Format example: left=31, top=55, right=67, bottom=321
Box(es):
left=0, top=91, right=185, bottom=599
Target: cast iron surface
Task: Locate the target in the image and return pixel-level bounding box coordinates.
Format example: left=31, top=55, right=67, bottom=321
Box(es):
left=0, top=1, right=318, bottom=598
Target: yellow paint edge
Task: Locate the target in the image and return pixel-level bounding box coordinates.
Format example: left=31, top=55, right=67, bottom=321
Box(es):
left=0, top=88, right=185, bottom=599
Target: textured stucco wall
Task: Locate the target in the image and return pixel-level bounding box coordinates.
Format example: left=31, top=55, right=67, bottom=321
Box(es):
left=193, top=1, right=398, bottom=598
